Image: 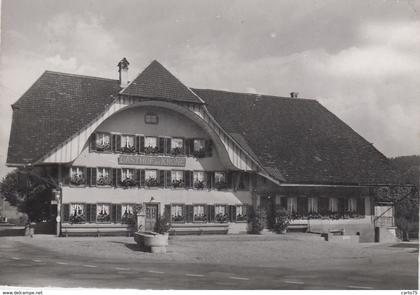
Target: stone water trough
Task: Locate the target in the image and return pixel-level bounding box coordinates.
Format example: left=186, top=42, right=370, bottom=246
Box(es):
left=134, top=231, right=169, bottom=253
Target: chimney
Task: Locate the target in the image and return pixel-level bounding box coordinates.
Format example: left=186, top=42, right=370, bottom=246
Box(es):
left=117, top=57, right=130, bottom=88
left=290, top=92, right=299, bottom=98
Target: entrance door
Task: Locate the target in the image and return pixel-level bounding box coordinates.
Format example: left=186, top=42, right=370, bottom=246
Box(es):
left=145, top=204, right=158, bottom=232
left=260, top=195, right=275, bottom=229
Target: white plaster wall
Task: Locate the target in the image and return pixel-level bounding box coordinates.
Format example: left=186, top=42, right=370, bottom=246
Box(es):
left=96, top=106, right=207, bottom=138
left=62, top=187, right=252, bottom=214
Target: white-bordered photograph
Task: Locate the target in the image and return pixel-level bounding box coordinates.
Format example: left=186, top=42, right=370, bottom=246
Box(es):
left=0, top=0, right=419, bottom=292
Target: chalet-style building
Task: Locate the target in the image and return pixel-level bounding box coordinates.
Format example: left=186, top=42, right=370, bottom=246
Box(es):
left=6, top=59, right=397, bottom=238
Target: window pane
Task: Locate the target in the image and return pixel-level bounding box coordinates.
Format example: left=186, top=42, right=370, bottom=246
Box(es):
left=145, top=137, right=157, bottom=147
left=145, top=170, right=157, bottom=180
left=171, top=170, right=184, bottom=181
left=215, top=172, right=225, bottom=183
left=193, top=171, right=204, bottom=182
left=171, top=138, right=183, bottom=149
left=193, top=139, right=205, bottom=151
left=121, top=135, right=134, bottom=147
left=70, top=204, right=84, bottom=216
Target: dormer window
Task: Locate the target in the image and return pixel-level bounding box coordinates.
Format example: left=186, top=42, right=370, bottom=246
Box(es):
left=144, top=136, right=158, bottom=154
left=121, top=135, right=135, bottom=153
left=145, top=112, right=158, bottom=124
left=95, top=133, right=111, bottom=152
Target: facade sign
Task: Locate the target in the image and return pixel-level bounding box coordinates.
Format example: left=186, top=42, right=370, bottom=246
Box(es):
left=118, top=155, right=186, bottom=167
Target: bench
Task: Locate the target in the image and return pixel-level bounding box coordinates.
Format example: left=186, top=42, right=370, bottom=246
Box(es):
left=169, top=223, right=229, bottom=235
left=61, top=223, right=133, bottom=237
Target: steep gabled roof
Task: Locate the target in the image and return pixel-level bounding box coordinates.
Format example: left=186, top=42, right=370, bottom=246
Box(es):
left=120, top=60, right=203, bottom=104
left=193, top=88, right=397, bottom=185
left=7, top=71, right=120, bottom=165
left=6, top=62, right=397, bottom=185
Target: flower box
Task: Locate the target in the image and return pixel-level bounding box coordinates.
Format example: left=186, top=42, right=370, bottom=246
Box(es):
left=97, top=176, right=113, bottom=186
left=70, top=175, right=85, bottom=186
left=171, top=147, right=184, bottom=156
left=96, top=143, right=111, bottom=152
left=69, top=214, right=85, bottom=224
left=121, top=145, right=136, bottom=154
left=215, top=213, right=229, bottom=223
left=193, top=215, right=207, bottom=222
left=172, top=215, right=185, bottom=223
left=172, top=179, right=184, bottom=188
left=120, top=178, right=137, bottom=188
left=193, top=181, right=205, bottom=190
left=145, top=178, right=159, bottom=187
left=192, top=149, right=206, bottom=158
left=96, top=213, right=111, bottom=223
left=215, top=181, right=228, bottom=190
left=144, top=146, right=159, bottom=154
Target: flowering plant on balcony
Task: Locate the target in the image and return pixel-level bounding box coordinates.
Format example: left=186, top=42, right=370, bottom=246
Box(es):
left=144, top=146, right=159, bottom=154
left=345, top=210, right=361, bottom=219
left=172, top=179, right=184, bottom=188
left=97, top=175, right=113, bottom=186
left=172, top=215, right=185, bottom=223
left=145, top=177, right=159, bottom=187
left=70, top=175, right=85, bottom=186
left=120, top=178, right=137, bottom=188
left=171, top=147, right=184, bottom=156
left=194, top=180, right=205, bottom=190
left=121, top=145, right=136, bottom=154
left=194, top=214, right=207, bottom=222
left=215, top=213, right=229, bottom=223
left=96, top=211, right=111, bottom=223
left=192, top=149, right=206, bottom=158
left=96, top=142, right=111, bottom=152
left=215, top=181, right=228, bottom=190
left=69, top=213, right=85, bottom=224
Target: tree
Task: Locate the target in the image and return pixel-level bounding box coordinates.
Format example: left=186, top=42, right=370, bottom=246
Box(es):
left=0, top=168, right=55, bottom=223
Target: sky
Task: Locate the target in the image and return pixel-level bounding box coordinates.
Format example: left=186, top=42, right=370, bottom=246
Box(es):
left=0, top=0, right=419, bottom=178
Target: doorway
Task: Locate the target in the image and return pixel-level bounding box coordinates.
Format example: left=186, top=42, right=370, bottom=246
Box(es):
left=145, top=204, right=159, bottom=232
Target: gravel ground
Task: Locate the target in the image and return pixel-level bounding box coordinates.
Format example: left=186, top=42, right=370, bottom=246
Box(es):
left=4, top=233, right=418, bottom=270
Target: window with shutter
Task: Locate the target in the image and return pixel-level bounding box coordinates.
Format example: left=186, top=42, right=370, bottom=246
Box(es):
left=111, top=204, right=118, bottom=223
left=135, top=136, right=140, bottom=153
left=297, top=197, right=308, bottom=216
left=63, top=204, right=70, bottom=222
left=90, top=204, right=97, bottom=223
left=165, top=170, right=171, bottom=188
left=208, top=205, right=215, bottom=222
left=164, top=204, right=171, bottom=220
left=171, top=204, right=185, bottom=223
left=113, top=134, right=122, bottom=152
left=236, top=205, right=248, bottom=222
left=89, top=133, right=96, bottom=152
left=96, top=204, right=111, bottom=223
left=205, top=139, right=213, bottom=157
left=159, top=170, right=165, bottom=187
left=86, top=168, right=92, bottom=187
left=357, top=198, right=365, bottom=216
left=116, top=204, right=122, bottom=223
left=158, top=137, right=165, bottom=154
left=192, top=204, right=206, bottom=222
left=63, top=167, right=70, bottom=186
left=90, top=168, right=97, bottom=186
left=165, top=138, right=172, bottom=154
left=184, top=171, right=191, bottom=188
left=139, top=170, right=145, bottom=187
left=186, top=205, right=194, bottom=223
left=95, top=133, right=112, bottom=152
left=206, top=172, right=214, bottom=189
left=139, top=136, right=145, bottom=153
left=185, top=139, right=193, bottom=156
left=86, top=204, right=91, bottom=223
left=229, top=205, right=236, bottom=222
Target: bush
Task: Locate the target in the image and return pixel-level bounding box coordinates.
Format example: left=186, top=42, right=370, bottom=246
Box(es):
left=247, top=206, right=266, bottom=234
left=273, top=208, right=290, bottom=234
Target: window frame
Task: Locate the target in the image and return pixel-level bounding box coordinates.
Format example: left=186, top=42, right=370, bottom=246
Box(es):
left=96, top=167, right=113, bottom=187
left=214, top=204, right=228, bottom=223
left=235, top=205, right=248, bottom=222
left=171, top=203, right=185, bottom=223
left=69, top=203, right=86, bottom=224
left=193, top=171, right=206, bottom=190
left=144, top=136, right=159, bottom=154
left=95, top=132, right=112, bottom=152
left=96, top=203, right=112, bottom=223
left=121, top=203, right=135, bottom=224
left=144, top=112, right=159, bottom=124
left=192, top=204, right=207, bottom=223
left=120, top=134, right=136, bottom=153
left=69, top=166, right=87, bottom=186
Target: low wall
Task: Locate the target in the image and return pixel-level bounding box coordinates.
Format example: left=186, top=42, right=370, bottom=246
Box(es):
left=291, top=217, right=375, bottom=242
